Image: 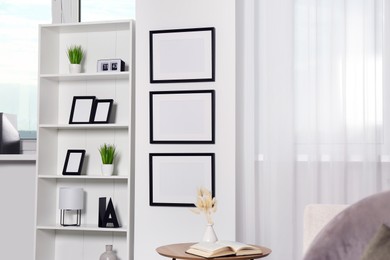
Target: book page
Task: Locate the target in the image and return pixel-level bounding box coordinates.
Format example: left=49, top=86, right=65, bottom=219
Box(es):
left=217, top=241, right=257, bottom=252
left=190, top=242, right=231, bottom=253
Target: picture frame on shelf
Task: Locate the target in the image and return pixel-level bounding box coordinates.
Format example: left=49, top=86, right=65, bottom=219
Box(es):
left=149, top=27, right=215, bottom=83
left=91, top=99, right=114, bottom=124
left=149, top=153, right=215, bottom=207
left=62, top=149, right=86, bottom=175
left=150, top=90, right=215, bottom=144
left=69, top=96, right=95, bottom=124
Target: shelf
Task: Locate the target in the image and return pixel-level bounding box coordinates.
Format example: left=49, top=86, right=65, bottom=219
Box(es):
left=39, top=123, right=129, bottom=130
left=0, top=154, right=36, bottom=161
left=40, top=20, right=131, bottom=34
left=36, top=20, right=133, bottom=260
left=36, top=224, right=127, bottom=233
left=40, top=72, right=129, bottom=81
left=38, top=175, right=128, bottom=180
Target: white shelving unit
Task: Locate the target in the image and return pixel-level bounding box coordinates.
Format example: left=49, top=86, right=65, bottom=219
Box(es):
left=34, top=20, right=134, bottom=260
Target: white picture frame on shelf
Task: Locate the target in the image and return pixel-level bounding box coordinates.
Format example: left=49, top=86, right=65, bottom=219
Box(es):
left=149, top=153, right=215, bottom=207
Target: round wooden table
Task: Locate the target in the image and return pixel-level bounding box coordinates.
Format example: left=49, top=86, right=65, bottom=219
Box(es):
left=156, top=243, right=272, bottom=260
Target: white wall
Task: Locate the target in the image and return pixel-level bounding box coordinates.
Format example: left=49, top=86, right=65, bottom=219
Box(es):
left=134, top=0, right=236, bottom=259
left=0, top=161, right=36, bottom=259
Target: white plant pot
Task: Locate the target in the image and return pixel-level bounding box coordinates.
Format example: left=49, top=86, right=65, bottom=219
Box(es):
left=101, top=164, right=114, bottom=176
left=69, top=64, right=81, bottom=73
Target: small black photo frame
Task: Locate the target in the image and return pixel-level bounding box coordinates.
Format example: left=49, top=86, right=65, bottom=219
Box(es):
left=149, top=153, right=215, bottom=207
left=62, top=149, right=86, bottom=175
left=150, top=27, right=215, bottom=83
left=91, top=99, right=114, bottom=123
left=150, top=90, right=215, bottom=144
left=69, top=96, right=95, bottom=124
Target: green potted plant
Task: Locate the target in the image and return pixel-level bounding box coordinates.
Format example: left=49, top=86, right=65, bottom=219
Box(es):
left=98, top=143, right=116, bottom=176
left=67, top=45, right=84, bottom=73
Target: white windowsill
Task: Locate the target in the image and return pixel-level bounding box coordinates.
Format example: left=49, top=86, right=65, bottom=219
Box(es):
left=0, top=154, right=36, bottom=161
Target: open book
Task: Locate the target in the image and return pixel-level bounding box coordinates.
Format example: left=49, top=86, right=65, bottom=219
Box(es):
left=186, top=241, right=263, bottom=258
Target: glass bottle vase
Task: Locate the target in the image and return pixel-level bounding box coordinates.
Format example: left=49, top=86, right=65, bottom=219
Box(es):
left=99, top=245, right=117, bottom=260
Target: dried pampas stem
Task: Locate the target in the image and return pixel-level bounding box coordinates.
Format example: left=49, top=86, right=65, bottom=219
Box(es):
left=192, top=187, right=217, bottom=224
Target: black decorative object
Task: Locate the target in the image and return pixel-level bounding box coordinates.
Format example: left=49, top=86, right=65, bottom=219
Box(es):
left=150, top=90, right=215, bottom=144
left=62, top=149, right=86, bottom=175
left=69, top=96, right=96, bottom=124
left=149, top=153, right=215, bottom=207
left=91, top=99, right=114, bottom=123
left=98, top=197, right=120, bottom=228
left=150, top=27, right=215, bottom=83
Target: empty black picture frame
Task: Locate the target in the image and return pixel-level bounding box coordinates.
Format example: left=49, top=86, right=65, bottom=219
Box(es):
left=149, top=27, right=215, bottom=83
left=149, top=153, right=215, bottom=207
left=150, top=90, right=215, bottom=144
left=62, top=149, right=86, bottom=175
left=91, top=99, right=114, bottom=124
left=69, top=96, right=96, bottom=124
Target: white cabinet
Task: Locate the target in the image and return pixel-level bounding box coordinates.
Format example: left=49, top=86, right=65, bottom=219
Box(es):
left=35, top=20, right=134, bottom=260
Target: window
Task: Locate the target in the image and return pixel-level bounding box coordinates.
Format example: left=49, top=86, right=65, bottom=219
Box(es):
left=81, top=0, right=135, bottom=22
left=0, top=0, right=51, bottom=139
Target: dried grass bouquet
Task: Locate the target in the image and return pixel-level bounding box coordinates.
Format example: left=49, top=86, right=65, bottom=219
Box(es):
left=192, top=188, right=217, bottom=224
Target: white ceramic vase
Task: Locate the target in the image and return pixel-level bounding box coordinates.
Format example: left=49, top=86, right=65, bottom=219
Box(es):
left=202, top=223, right=218, bottom=243
left=101, top=164, right=114, bottom=176
left=69, top=64, right=81, bottom=73
left=99, top=245, right=117, bottom=260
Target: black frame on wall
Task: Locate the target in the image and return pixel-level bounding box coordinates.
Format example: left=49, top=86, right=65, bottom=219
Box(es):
left=149, top=153, right=215, bottom=207
left=149, top=27, right=216, bottom=83
left=149, top=90, right=215, bottom=144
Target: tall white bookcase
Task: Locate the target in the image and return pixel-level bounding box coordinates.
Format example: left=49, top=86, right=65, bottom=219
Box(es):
left=34, top=20, right=134, bottom=260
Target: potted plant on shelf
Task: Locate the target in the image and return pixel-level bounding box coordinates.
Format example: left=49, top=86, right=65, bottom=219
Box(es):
left=99, top=143, right=116, bottom=176
left=67, top=45, right=84, bottom=73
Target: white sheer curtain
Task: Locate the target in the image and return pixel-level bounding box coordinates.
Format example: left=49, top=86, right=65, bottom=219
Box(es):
left=236, top=0, right=387, bottom=260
